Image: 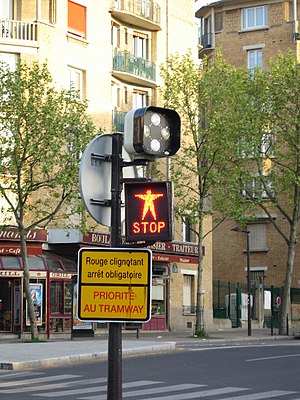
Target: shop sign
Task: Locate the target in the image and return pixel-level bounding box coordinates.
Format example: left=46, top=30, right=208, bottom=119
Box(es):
left=77, top=248, right=152, bottom=322
left=0, top=270, right=23, bottom=277
left=50, top=272, right=73, bottom=279
left=0, top=228, right=47, bottom=242
left=83, top=231, right=202, bottom=258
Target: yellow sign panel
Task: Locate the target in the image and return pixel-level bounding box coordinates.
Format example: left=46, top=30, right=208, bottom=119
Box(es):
left=79, top=286, right=149, bottom=320
left=80, top=249, right=149, bottom=285
left=77, top=248, right=152, bottom=322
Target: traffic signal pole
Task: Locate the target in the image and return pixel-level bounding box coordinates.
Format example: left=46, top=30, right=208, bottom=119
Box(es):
left=107, top=133, right=123, bottom=400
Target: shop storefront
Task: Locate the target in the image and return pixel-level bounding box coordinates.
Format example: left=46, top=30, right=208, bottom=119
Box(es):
left=0, top=228, right=77, bottom=337
left=48, top=229, right=200, bottom=332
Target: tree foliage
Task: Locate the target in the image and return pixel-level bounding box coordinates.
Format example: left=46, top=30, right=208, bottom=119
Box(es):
left=0, top=61, right=96, bottom=339
left=160, top=51, right=244, bottom=333
left=161, top=49, right=300, bottom=335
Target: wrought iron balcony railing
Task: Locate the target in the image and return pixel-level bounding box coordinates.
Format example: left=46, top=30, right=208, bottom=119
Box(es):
left=199, top=33, right=213, bottom=49
left=0, top=20, right=37, bottom=41
left=113, top=49, right=156, bottom=82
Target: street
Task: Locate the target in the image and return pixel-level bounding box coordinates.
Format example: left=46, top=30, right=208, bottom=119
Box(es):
left=0, top=341, right=300, bottom=399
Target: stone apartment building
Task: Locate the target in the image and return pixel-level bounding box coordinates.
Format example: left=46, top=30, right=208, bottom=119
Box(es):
left=0, top=0, right=215, bottom=337
left=196, top=0, right=300, bottom=328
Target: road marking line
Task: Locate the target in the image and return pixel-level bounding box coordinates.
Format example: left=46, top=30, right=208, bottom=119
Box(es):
left=79, top=383, right=205, bottom=400
left=220, top=390, right=297, bottom=400
left=0, top=374, right=80, bottom=388
left=32, top=380, right=161, bottom=397
left=0, top=377, right=106, bottom=394
left=246, top=353, right=300, bottom=362
left=135, top=387, right=249, bottom=400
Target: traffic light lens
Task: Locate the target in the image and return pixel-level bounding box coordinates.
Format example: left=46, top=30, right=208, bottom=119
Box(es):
left=161, top=127, right=170, bottom=140
left=144, top=125, right=150, bottom=137
left=150, top=113, right=161, bottom=126
left=150, top=138, right=161, bottom=152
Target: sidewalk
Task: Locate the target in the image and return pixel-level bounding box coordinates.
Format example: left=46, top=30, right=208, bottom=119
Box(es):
left=0, top=328, right=295, bottom=371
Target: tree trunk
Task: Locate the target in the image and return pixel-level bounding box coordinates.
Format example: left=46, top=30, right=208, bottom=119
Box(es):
left=279, top=226, right=297, bottom=335
left=20, top=230, right=39, bottom=340
left=195, top=221, right=205, bottom=334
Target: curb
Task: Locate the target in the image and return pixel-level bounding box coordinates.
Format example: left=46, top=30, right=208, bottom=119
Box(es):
left=0, top=342, right=176, bottom=371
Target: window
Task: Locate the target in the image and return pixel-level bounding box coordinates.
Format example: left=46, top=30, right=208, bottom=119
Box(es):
left=242, top=6, right=268, bottom=30
left=68, top=0, right=86, bottom=39
left=260, top=133, right=275, bottom=157
left=0, top=0, right=13, bottom=19
left=132, top=90, right=148, bottom=108
left=40, top=0, right=56, bottom=24
left=50, top=281, right=63, bottom=314
left=242, top=176, right=274, bottom=200
left=248, top=49, right=262, bottom=75
left=111, top=22, right=120, bottom=48
left=133, top=32, right=148, bottom=59
left=67, top=66, right=83, bottom=100
left=183, top=274, right=195, bottom=314
left=0, top=52, right=18, bottom=71
left=182, top=220, right=195, bottom=243
left=247, top=224, right=267, bottom=251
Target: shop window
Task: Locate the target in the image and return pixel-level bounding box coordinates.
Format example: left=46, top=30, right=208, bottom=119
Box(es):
left=26, top=256, right=46, bottom=270
left=50, top=281, right=63, bottom=314
left=151, top=279, right=164, bottom=316
left=64, top=282, right=72, bottom=313
left=1, top=256, right=21, bottom=269
left=43, top=254, right=64, bottom=271
left=68, top=0, right=86, bottom=39
left=247, top=224, right=267, bottom=252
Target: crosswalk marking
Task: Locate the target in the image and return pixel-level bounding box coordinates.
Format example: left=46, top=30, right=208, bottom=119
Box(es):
left=33, top=380, right=161, bottom=398
left=0, top=377, right=106, bottom=394
left=136, top=387, right=249, bottom=400
left=79, top=383, right=205, bottom=400
left=220, top=390, right=297, bottom=400
left=0, top=373, right=298, bottom=400
left=0, top=371, right=44, bottom=380
left=0, top=374, right=80, bottom=388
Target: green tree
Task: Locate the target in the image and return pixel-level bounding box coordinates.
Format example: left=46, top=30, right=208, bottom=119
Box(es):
left=216, top=51, right=300, bottom=335
left=160, top=51, right=244, bottom=335
left=0, top=61, right=95, bottom=339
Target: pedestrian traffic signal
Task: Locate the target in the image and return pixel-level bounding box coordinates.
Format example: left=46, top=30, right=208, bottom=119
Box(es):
left=124, top=181, right=173, bottom=242
left=124, top=106, right=180, bottom=160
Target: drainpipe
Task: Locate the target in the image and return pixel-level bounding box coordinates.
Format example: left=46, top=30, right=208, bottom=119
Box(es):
left=36, top=0, right=41, bottom=21
left=293, top=0, right=298, bottom=42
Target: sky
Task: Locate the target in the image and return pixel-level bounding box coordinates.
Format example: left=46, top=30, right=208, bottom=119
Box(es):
left=194, top=0, right=214, bottom=11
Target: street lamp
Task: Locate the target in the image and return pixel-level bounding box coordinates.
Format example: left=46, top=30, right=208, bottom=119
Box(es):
left=231, top=226, right=252, bottom=336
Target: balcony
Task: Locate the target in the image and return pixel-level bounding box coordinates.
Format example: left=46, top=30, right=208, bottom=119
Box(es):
left=112, top=49, right=156, bottom=87
left=0, top=20, right=38, bottom=43
left=198, top=32, right=214, bottom=58
left=110, top=0, right=161, bottom=31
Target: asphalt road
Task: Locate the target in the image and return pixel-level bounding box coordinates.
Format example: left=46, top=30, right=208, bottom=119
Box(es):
left=1, top=341, right=300, bottom=399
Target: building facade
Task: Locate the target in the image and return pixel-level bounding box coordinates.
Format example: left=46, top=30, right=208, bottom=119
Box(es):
left=0, top=0, right=214, bottom=336
left=196, top=0, right=300, bottom=328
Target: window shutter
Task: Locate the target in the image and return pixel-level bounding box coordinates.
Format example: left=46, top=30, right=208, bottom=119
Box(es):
left=68, top=0, right=86, bottom=39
